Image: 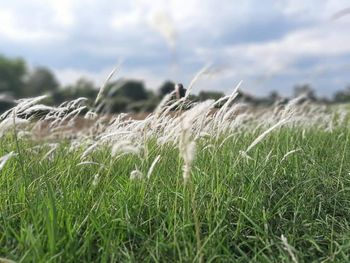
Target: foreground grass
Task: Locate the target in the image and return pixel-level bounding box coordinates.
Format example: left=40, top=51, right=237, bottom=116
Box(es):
left=1, top=127, right=350, bottom=262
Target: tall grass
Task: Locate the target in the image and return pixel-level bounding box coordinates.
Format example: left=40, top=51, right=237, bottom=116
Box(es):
left=0, top=127, right=350, bottom=261
left=0, top=81, right=350, bottom=261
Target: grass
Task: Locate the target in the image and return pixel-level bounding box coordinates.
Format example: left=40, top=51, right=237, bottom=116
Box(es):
left=1, top=125, right=350, bottom=262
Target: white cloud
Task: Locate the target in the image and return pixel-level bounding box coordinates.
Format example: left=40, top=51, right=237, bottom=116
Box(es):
left=276, top=0, right=350, bottom=21
left=0, top=9, right=65, bottom=42
left=111, top=10, right=142, bottom=30
left=47, top=0, right=76, bottom=28
left=196, top=18, right=350, bottom=79
left=0, top=0, right=74, bottom=43
left=1, top=0, right=349, bottom=96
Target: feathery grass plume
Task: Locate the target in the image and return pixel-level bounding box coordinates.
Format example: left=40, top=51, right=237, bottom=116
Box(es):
left=180, top=138, right=196, bottom=183
left=15, top=95, right=48, bottom=111
left=59, top=106, right=87, bottom=125
left=264, top=149, right=274, bottom=164
left=0, top=95, right=48, bottom=121
left=179, top=101, right=213, bottom=183
left=147, top=155, right=161, bottom=179
left=92, top=174, right=100, bottom=187
left=211, top=94, right=230, bottom=108
left=184, top=64, right=212, bottom=99
left=224, top=103, right=248, bottom=123
left=160, top=97, right=186, bottom=118
left=130, top=169, right=143, bottom=180
left=181, top=101, right=213, bottom=130
left=239, top=150, right=254, bottom=161
left=193, top=101, right=215, bottom=140
left=111, top=141, right=141, bottom=157
left=40, top=144, right=59, bottom=162
left=0, top=109, right=14, bottom=122
left=157, top=126, right=177, bottom=146
left=202, top=144, right=215, bottom=152
left=77, top=161, right=101, bottom=167
left=205, top=95, right=230, bottom=118
left=281, top=148, right=301, bottom=162
left=216, top=80, right=243, bottom=118
left=242, top=117, right=290, bottom=157
left=281, top=235, right=298, bottom=263
left=98, top=131, right=131, bottom=141
left=199, top=131, right=210, bottom=138
left=0, top=152, right=16, bottom=171
left=218, top=133, right=237, bottom=149
left=84, top=110, right=98, bottom=120
left=212, top=82, right=242, bottom=136
left=70, top=97, right=88, bottom=108
left=95, top=62, right=122, bottom=105
left=281, top=95, right=307, bottom=118
left=81, top=142, right=100, bottom=160
left=22, top=104, right=55, bottom=118
left=0, top=118, right=29, bottom=138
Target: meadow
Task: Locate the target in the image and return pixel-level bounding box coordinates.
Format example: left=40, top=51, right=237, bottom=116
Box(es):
left=1, top=88, right=350, bottom=262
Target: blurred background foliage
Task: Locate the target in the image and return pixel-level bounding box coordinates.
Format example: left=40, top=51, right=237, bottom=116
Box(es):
left=1, top=54, right=350, bottom=114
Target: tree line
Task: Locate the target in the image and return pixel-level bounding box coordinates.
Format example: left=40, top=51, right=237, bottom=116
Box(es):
left=1, top=54, right=350, bottom=113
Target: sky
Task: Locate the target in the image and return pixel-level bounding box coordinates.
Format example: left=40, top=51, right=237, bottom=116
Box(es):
left=0, top=0, right=349, bottom=97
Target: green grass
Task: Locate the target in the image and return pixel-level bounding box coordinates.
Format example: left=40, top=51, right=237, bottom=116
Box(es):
left=1, top=127, right=350, bottom=262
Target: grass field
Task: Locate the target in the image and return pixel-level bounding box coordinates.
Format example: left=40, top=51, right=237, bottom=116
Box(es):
left=1, top=95, right=350, bottom=262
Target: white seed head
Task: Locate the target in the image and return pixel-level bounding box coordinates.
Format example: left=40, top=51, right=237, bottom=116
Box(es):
left=0, top=152, right=17, bottom=171
left=130, top=169, right=143, bottom=180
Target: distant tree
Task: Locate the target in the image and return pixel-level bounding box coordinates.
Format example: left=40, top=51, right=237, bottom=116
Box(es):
left=0, top=55, right=27, bottom=97
left=107, top=79, right=148, bottom=101
left=25, top=67, right=59, bottom=97
left=334, top=86, right=350, bottom=103
left=198, top=91, right=224, bottom=101
left=294, top=84, right=316, bottom=100
left=268, top=91, right=280, bottom=101
left=236, top=90, right=254, bottom=103
left=52, top=78, right=97, bottom=104
left=159, top=81, right=175, bottom=97
left=146, top=90, right=157, bottom=100
left=108, top=96, right=131, bottom=113
left=70, top=78, right=97, bottom=99
left=119, top=80, right=148, bottom=101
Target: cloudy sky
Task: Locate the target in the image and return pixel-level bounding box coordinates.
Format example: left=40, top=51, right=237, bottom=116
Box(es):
left=0, top=0, right=349, bottom=96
